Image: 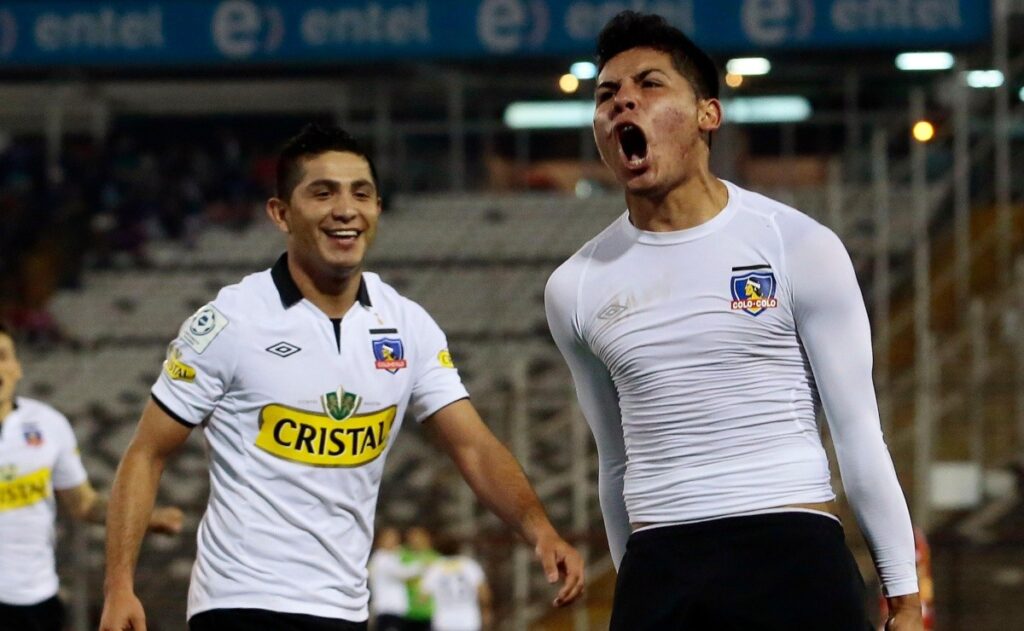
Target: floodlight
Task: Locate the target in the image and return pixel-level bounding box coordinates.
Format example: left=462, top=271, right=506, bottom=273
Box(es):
left=722, top=96, right=811, bottom=124
left=912, top=121, right=936, bottom=143
left=725, top=58, right=771, bottom=76
left=570, top=61, right=597, bottom=80
left=965, top=70, right=1004, bottom=89
left=559, top=73, right=580, bottom=94
left=895, top=52, right=955, bottom=71
left=504, top=101, right=595, bottom=129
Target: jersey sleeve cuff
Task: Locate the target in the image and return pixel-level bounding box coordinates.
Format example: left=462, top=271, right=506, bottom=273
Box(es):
left=882, top=578, right=920, bottom=598
left=151, top=394, right=199, bottom=428
left=51, top=472, right=89, bottom=491
left=415, top=394, right=470, bottom=424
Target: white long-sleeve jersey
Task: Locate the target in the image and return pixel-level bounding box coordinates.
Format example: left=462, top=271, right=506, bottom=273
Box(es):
left=545, top=180, right=918, bottom=597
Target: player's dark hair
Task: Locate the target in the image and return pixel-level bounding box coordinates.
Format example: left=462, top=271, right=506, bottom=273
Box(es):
left=597, top=11, right=719, bottom=101
left=276, top=123, right=380, bottom=202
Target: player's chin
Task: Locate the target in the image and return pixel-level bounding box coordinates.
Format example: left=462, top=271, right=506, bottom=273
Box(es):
left=622, top=173, right=660, bottom=196
left=325, top=249, right=366, bottom=274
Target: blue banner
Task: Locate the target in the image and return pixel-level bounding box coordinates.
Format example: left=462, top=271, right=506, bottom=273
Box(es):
left=0, top=1, right=992, bottom=67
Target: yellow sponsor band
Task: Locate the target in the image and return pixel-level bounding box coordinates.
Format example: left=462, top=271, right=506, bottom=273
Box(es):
left=164, top=355, right=196, bottom=382
left=0, top=468, right=52, bottom=512
left=438, top=349, right=455, bottom=369
left=256, top=404, right=397, bottom=467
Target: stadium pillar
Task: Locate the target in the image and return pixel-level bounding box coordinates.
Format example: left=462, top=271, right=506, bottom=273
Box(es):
left=993, top=0, right=1012, bottom=285
left=914, top=330, right=937, bottom=531
left=514, top=131, right=530, bottom=175
left=44, top=87, right=65, bottom=185
left=968, top=299, right=988, bottom=502
left=871, top=129, right=892, bottom=436
left=843, top=69, right=861, bottom=164
left=1016, top=258, right=1024, bottom=468
left=69, top=519, right=89, bottom=631
left=826, top=157, right=845, bottom=239
left=374, top=82, right=392, bottom=185
left=952, top=57, right=971, bottom=316
left=570, top=398, right=591, bottom=631
left=447, top=71, right=467, bottom=191
left=89, top=96, right=110, bottom=144
left=910, top=87, right=935, bottom=531
left=510, top=358, right=531, bottom=630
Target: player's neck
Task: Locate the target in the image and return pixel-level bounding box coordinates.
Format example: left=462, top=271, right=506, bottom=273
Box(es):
left=287, top=256, right=363, bottom=319
left=626, top=168, right=728, bottom=233
left=0, top=399, right=12, bottom=423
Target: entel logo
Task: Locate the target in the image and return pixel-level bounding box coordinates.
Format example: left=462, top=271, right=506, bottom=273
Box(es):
left=741, top=0, right=815, bottom=46
left=0, top=10, right=17, bottom=58
left=477, top=0, right=549, bottom=54
left=212, top=0, right=284, bottom=59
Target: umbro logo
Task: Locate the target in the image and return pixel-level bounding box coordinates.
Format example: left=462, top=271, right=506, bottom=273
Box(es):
left=266, top=342, right=301, bottom=358
left=598, top=303, right=628, bottom=320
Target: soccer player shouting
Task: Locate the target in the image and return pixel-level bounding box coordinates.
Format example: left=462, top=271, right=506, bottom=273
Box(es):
left=545, top=12, right=922, bottom=631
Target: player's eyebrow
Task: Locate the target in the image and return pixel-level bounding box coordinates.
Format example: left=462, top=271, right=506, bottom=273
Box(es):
left=597, top=67, right=668, bottom=91
left=307, top=178, right=376, bottom=193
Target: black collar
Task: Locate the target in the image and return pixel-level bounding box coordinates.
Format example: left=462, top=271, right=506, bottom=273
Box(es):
left=271, top=253, right=372, bottom=309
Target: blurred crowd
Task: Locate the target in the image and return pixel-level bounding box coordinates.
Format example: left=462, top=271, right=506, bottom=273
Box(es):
left=0, top=125, right=281, bottom=340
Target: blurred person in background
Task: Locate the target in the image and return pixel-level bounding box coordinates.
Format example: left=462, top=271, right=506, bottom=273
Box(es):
left=400, top=526, right=438, bottom=631
left=545, top=11, right=922, bottom=631
left=419, top=539, right=491, bottom=631
left=368, top=526, right=419, bottom=631
left=0, top=322, right=182, bottom=631
left=100, top=123, right=583, bottom=631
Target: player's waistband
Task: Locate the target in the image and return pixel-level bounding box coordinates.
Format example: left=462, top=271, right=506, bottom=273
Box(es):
left=631, top=506, right=841, bottom=537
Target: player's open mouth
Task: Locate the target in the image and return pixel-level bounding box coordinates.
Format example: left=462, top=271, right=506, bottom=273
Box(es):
left=616, top=123, right=649, bottom=170
left=324, top=229, right=360, bottom=242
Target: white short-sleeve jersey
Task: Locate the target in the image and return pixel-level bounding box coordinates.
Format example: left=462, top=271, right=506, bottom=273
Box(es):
left=420, top=556, right=486, bottom=631
left=0, top=397, right=88, bottom=605
left=151, top=254, right=469, bottom=622
left=545, top=180, right=918, bottom=597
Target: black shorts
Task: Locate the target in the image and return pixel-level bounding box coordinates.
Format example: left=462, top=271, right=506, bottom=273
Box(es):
left=610, top=512, right=871, bottom=631
left=374, top=613, right=405, bottom=631
left=189, top=608, right=367, bottom=631
left=0, top=595, right=65, bottom=631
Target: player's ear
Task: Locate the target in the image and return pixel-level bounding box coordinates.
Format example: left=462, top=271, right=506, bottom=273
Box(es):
left=697, top=98, right=723, bottom=133
left=266, top=197, right=291, bottom=235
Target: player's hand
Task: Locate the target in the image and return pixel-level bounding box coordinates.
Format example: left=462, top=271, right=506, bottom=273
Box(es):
left=534, top=532, right=584, bottom=607
left=884, top=593, right=924, bottom=631
left=147, top=506, right=184, bottom=535
left=99, top=588, right=146, bottom=631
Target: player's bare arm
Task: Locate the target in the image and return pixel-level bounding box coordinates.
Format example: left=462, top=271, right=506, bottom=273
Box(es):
left=100, top=399, right=193, bottom=631
left=55, top=481, right=184, bottom=534
left=425, top=399, right=584, bottom=607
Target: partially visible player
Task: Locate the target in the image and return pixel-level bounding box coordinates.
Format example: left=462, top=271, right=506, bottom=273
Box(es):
left=368, top=527, right=418, bottom=631
left=420, top=547, right=491, bottom=631
left=545, top=11, right=922, bottom=631
left=401, top=526, right=438, bottom=631
left=0, top=322, right=182, bottom=631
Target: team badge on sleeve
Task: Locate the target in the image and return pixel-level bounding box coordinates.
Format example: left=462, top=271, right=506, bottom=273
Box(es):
left=23, top=425, right=43, bottom=447
left=372, top=338, right=407, bottom=373
left=730, top=271, right=778, bottom=316
left=438, top=349, right=455, bottom=369
left=180, top=304, right=229, bottom=354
